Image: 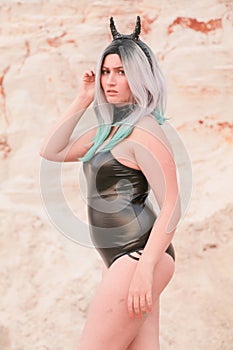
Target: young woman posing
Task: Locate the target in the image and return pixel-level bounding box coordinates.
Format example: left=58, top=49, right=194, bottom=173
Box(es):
left=40, top=16, right=181, bottom=350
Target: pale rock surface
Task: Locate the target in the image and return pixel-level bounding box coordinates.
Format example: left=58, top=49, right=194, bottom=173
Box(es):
left=0, top=0, right=232, bottom=349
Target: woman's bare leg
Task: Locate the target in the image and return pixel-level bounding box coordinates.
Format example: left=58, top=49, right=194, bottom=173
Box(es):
left=78, top=253, right=174, bottom=350
left=126, top=253, right=174, bottom=350
left=126, top=298, right=160, bottom=350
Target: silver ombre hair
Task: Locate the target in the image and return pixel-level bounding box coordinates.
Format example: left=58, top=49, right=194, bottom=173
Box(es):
left=78, top=39, right=167, bottom=162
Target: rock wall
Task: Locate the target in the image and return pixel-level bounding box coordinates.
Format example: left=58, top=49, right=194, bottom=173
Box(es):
left=0, top=1, right=232, bottom=349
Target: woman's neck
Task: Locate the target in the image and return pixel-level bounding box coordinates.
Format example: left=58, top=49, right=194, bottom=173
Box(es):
left=112, top=104, right=133, bottom=124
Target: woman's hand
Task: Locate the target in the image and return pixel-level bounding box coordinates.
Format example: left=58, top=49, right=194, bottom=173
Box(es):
left=79, top=69, right=95, bottom=103
left=127, top=263, right=154, bottom=318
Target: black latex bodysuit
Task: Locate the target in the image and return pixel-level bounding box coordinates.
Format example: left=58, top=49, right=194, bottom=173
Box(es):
left=82, top=107, right=175, bottom=267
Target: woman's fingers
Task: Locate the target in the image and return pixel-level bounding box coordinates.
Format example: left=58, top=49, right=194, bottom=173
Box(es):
left=82, top=69, right=95, bottom=81
left=80, top=69, right=95, bottom=100
left=145, top=291, right=153, bottom=312
left=128, top=293, right=152, bottom=318
left=139, top=294, right=147, bottom=314
left=133, top=294, right=140, bottom=317
left=83, top=69, right=94, bottom=75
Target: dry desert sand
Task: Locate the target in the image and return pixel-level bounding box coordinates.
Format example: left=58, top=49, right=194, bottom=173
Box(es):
left=0, top=1, right=232, bottom=349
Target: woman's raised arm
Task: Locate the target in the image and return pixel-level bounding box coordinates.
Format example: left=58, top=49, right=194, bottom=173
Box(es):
left=40, top=70, right=96, bottom=162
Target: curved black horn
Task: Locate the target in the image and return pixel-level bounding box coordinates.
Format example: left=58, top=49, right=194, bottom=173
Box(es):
left=131, top=16, right=141, bottom=39
left=110, top=17, right=121, bottom=39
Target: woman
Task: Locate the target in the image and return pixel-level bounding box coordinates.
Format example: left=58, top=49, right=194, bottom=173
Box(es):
left=40, top=16, right=181, bottom=350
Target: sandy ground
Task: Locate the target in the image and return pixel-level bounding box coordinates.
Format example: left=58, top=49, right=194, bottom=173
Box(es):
left=0, top=0, right=233, bottom=349
left=0, top=201, right=232, bottom=349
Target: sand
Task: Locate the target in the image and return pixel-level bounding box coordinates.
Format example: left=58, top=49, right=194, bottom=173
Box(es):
left=0, top=1, right=232, bottom=349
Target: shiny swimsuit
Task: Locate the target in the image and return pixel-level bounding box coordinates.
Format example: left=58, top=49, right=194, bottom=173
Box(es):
left=82, top=108, right=175, bottom=268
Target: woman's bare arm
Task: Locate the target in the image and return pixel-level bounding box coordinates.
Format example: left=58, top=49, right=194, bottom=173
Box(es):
left=127, top=117, right=181, bottom=316
left=132, top=117, right=181, bottom=267
left=40, top=70, right=96, bottom=162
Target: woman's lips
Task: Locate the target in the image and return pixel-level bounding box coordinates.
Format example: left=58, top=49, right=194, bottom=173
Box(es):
left=106, top=90, right=118, bottom=95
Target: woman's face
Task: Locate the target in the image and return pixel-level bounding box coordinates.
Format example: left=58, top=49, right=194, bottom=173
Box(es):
left=100, top=54, right=133, bottom=105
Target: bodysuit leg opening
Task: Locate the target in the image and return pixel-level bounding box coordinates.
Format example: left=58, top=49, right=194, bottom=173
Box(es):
left=127, top=249, right=143, bottom=261
left=127, top=245, right=175, bottom=262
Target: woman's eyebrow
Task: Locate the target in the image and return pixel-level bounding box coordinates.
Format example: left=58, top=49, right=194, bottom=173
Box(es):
left=102, top=65, right=124, bottom=69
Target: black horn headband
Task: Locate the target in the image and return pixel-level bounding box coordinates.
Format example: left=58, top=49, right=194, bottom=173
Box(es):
left=110, top=16, right=141, bottom=41
left=109, top=16, right=153, bottom=69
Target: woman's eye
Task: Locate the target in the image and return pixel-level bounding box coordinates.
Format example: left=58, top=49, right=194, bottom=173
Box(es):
left=101, top=70, right=109, bottom=75
left=118, top=70, right=125, bottom=75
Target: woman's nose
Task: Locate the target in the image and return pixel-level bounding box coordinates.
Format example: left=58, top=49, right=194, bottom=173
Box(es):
left=107, top=72, right=116, bottom=85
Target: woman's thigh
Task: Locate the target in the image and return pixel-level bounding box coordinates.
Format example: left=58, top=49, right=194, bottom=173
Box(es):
left=78, top=255, right=143, bottom=349
left=78, top=252, right=174, bottom=350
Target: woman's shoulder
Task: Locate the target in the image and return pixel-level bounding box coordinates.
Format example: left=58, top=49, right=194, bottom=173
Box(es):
left=138, top=114, right=158, bottom=126
left=130, top=114, right=173, bottom=153
left=133, top=115, right=166, bottom=140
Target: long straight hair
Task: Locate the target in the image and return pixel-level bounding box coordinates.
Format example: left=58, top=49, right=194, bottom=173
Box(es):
left=78, top=39, right=167, bottom=162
